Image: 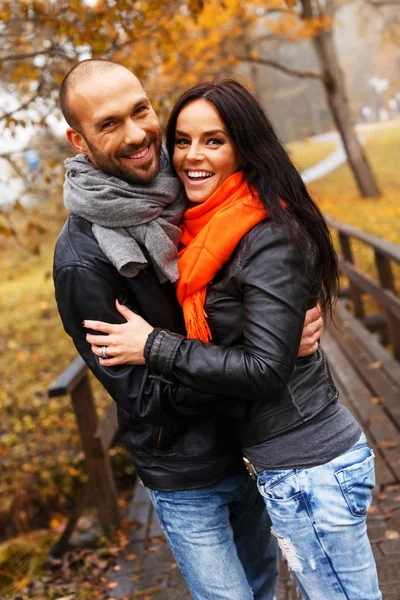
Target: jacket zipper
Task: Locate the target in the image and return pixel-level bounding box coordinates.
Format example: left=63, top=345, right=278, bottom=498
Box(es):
left=156, top=426, right=164, bottom=448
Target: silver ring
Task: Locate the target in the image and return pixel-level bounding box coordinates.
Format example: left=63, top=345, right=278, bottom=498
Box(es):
left=101, top=346, right=108, bottom=359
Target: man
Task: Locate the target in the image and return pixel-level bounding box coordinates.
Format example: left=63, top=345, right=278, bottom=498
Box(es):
left=54, top=59, right=323, bottom=600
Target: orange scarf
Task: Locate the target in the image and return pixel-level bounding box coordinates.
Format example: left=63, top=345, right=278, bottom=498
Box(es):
left=176, top=170, right=268, bottom=342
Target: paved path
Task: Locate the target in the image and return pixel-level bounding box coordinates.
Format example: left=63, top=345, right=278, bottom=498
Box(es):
left=300, top=119, right=400, bottom=184
left=106, top=483, right=400, bottom=599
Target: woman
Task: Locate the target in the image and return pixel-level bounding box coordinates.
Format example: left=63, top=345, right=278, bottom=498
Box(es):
left=85, top=80, right=381, bottom=599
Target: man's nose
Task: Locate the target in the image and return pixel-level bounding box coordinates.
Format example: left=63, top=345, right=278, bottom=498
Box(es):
left=124, top=119, right=146, bottom=146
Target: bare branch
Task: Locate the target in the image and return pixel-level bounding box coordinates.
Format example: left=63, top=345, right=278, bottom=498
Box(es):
left=366, top=0, right=400, bottom=5
left=250, top=33, right=277, bottom=46
left=1, top=155, right=32, bottom=190
left=259, top=7, right=295, bottom=16
left=0, top=47, right=69, bottom=62
left=235, top=55, right=323, bottom=79
left=0, top=79, right=45, bottom=122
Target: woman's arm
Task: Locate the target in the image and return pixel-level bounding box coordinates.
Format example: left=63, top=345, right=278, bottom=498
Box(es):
left=85, top=224, right=320, bottom=402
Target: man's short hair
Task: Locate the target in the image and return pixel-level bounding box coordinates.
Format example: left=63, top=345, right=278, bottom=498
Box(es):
left=59, top=59, right=128, bottom=131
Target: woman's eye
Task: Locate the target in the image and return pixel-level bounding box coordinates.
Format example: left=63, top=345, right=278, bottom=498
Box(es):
left=207, top=138, right=223, bottom=146
left=175, top=138, right=190, bottom=146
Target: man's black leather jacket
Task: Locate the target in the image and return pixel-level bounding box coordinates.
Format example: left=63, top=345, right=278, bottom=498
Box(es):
left=144, top=220, right=339, bottom=447
left=53, top=214, right=245, bottom=491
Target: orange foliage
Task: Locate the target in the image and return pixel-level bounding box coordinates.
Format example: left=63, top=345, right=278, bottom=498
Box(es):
left=0, top=0, right=333, bottom=127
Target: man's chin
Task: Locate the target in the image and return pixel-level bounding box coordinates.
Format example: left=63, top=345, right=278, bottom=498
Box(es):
left=122, top=162, right=159, bottom=185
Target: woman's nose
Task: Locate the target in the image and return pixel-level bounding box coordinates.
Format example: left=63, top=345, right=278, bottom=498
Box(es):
left=186, top=144, right=203, bottom=161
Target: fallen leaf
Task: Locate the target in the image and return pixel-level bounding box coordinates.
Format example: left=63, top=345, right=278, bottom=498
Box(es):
left=108, top=582, right=118, bottom=590
left=132, top=587, right=162, bottom=597
left=384, top=530, right=400, bottom=540
left=367, top=505, right=379, bottom=514
left=368, top=361, right=382, bottom=370
left=379, top=440, right=399, bottom=449
left=126, top=553, right=137, bottom=561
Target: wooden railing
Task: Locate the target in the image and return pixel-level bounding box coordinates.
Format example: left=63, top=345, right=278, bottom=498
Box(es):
left=48, top=356, right=121, bottom=556
left=326, top=215, right=400, bottom=361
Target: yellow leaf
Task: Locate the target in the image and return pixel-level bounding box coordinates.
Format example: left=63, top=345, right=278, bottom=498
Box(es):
left=107, top=582, right=118, bottom=589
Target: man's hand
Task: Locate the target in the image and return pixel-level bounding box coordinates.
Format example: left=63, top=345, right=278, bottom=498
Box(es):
left=298, top=306, right=323, bottom=357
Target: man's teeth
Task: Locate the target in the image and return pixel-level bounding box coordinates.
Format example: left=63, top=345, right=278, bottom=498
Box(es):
left=187, top=171, right=213, bottom=179
left=129, top=146, right=149, bottom=159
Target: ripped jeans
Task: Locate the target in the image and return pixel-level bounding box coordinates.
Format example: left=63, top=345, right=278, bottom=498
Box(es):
left=254, top=433, right=382, bottom=600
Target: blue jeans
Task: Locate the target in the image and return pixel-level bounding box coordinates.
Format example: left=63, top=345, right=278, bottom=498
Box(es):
left=147, top=473, right=278, bottom=600
left=254, top=432, right=381, bottom=600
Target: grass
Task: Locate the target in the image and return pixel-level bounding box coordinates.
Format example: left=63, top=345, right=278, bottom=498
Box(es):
left=0, top=199, right=131, bottom=542
left=309, top=124, right=400, bottom=289
left=287, top=139, right=336, bottom=172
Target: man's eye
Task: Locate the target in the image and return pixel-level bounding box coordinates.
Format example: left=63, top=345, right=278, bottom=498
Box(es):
left=135, top=105, right=149, bottom=115
left=101, top=121, right=115, bottom=130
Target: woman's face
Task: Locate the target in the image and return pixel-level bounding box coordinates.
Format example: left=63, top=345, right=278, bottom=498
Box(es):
left=172, top=99, right=243, bottom=204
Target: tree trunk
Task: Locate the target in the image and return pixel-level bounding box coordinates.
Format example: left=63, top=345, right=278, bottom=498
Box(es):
left=301, top=0, right=381, bottom=198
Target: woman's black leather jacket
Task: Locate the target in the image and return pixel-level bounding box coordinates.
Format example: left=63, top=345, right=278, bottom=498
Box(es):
left=145, top=220, right=339, bottom=446
left=53, top=214, right=246, bottom=491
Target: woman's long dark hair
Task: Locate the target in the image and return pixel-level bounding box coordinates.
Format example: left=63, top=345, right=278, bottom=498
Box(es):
left=166, top=79, right=339, bottom=318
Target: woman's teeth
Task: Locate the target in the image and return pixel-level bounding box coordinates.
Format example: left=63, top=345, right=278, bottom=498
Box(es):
left=187, top=171, right=213, bottom=180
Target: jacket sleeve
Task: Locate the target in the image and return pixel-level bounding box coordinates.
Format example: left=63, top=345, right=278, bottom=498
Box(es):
left=145, top=225, right=317, bottom=402
left=54, top=263, right=223, bottom=422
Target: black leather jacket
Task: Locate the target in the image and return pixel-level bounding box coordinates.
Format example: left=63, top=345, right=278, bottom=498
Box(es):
left=145, top=220, right=339, bottom=446
left=53, top=214, right=245, bottom=491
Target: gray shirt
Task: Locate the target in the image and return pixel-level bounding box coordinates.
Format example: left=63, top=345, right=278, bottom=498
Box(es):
left=243, top=403, right=362, bottom=470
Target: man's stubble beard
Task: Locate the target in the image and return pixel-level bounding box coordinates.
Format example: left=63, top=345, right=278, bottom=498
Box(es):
left=85, top=130, right=163, bottom=185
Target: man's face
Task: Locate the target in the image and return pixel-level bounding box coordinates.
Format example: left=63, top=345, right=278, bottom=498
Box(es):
left=69, top=69, right=162, bottom=184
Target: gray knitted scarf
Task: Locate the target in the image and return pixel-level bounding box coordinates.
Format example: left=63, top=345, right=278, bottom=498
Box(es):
left=64, top=149, right=186, bottom=283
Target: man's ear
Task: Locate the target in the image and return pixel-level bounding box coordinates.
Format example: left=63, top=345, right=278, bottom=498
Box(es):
left=66, top=128, right=90, bottom=155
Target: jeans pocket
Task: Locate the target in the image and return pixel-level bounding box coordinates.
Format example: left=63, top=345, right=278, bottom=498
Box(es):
left=335, top=449, right=375, bottom=517
left=256, top=470, right=301, bottom=502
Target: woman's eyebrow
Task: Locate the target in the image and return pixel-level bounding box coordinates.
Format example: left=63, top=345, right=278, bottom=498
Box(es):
left=175, top=128, right=226, bottom=136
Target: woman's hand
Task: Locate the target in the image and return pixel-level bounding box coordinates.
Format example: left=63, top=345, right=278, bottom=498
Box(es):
left=83, top=300, right=154, bottom=366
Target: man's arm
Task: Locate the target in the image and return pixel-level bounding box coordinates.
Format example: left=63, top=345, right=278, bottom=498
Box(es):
left=55, top=263, right=222, bottom=422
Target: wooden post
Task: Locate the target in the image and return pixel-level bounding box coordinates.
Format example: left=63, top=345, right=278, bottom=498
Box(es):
left=48, top=357, right=121, bottom=555
left=374, top=250, right=400, bottom=361
left=338, top=232, right=365, bottom=318
left=71, top=375, right=121, bottom=534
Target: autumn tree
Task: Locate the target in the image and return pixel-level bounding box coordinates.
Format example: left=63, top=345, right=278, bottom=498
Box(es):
left=0, top=0, right=381, bottom=198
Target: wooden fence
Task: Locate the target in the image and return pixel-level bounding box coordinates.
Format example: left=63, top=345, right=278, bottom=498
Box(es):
left=48, top=356, right=120, bottom=556
left=326, top=215, right=400, bottom=359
